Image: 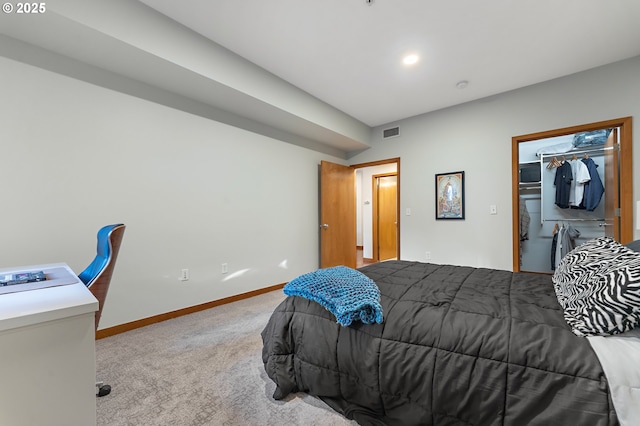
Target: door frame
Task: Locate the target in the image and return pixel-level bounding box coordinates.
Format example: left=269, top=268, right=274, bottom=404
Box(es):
left=372, top=172, right=398, bottom=262
left=351, top=157, right=401, bottom=262
left=511, top=117, right=633, bottom=272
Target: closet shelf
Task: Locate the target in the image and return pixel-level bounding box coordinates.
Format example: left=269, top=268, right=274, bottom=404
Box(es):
left=538, top=145, right=614, bottom=160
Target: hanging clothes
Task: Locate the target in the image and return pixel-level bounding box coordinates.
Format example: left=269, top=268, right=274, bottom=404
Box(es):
left=552, top=225, right=580, bottom=270
left=519, top=197, right=531, bottom=268
left=569, top=158, right=590, bottom=207
left=580, top=157, right=604, bottom=211
left=551, top=227, right=559, bottom=270
left=554, top=161, right=573, bottom=209
left=519, top=197, right=531, bottom=241
left=554, top=227, right=563, bottom=270
left=558, top=225, right=580, bottom=265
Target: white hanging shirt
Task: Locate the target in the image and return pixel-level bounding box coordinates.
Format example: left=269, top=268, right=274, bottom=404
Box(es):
left=569, top=159, right=591, bottom=207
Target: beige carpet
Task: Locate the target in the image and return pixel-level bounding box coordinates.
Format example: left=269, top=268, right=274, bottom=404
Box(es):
left=95, top=290, right=357, bottom=425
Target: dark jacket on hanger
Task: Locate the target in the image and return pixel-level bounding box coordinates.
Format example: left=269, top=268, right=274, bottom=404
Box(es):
left=580, top=158, right=604, bottom=211
left=551, top=232, right=559, bottom=270
left=554, top=161, right=573, bottom=209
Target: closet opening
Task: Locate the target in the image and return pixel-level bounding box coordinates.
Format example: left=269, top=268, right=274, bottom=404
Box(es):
left=511, top=117, right=633, bottom=273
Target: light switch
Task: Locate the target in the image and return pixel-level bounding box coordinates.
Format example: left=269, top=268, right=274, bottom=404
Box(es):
left=490, top=205, right=497, bottom=215
left=406, top=208, right=411, bottom=216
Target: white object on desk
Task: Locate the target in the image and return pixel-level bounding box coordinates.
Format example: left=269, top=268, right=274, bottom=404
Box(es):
left=0, top=263, right=99, bottom=426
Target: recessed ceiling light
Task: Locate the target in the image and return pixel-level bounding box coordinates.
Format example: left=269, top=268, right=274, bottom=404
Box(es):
left=456, top=80, right=469, bottom=89
left=403, top=54, right=419, bottom=66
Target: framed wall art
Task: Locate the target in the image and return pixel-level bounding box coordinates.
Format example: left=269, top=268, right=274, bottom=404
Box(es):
left=435, top=171, right=465, bottom=220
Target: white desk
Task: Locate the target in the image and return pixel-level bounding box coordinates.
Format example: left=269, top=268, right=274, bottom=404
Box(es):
left=0, top=263, right=98, bottom=426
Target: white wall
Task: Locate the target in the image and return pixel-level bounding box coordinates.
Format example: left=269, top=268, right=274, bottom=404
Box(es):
left=0, top=56, right=345, bottom=329
left=3, top=50, right=639, bottom=330
left=349, top=56, right=640, bottom=270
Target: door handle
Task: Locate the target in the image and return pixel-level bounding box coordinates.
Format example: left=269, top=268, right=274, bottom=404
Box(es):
left=320, top=224, right=329, bottom=230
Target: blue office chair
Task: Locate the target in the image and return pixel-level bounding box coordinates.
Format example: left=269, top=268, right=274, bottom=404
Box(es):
left=78, top=223, right=126, bottom=397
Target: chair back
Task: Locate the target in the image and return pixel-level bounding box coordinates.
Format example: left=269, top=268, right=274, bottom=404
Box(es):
left=78, top=224, right=126, bottom=330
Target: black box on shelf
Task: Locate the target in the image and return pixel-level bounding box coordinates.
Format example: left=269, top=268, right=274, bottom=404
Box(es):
left=519, top=163, right=541, bottom=183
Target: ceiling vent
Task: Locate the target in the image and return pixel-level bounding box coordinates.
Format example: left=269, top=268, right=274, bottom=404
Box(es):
left=383, top=126, right=400, bottom=139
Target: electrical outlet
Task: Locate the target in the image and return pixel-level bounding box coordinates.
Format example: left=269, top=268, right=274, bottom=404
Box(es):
left=221, top=263, right=228, bottom=274
left=180, top=269, right=189, bottom=281
left=425, top=251, right=431, bottom=261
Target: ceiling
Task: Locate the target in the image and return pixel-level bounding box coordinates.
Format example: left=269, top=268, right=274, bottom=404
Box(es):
left=1, top=1, right=639, bottom=156
left=140, top=0, right=640, bottom=127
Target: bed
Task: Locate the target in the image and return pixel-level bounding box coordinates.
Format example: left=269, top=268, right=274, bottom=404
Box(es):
left=261, top=237, right=640, bottom=425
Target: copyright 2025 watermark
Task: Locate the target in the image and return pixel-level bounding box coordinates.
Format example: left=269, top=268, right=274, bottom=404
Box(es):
left=3, top=2, right=47, bottom=13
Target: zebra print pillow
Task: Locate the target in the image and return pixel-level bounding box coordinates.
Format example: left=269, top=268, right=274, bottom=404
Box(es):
left=552, top=236, right=640, bottom=337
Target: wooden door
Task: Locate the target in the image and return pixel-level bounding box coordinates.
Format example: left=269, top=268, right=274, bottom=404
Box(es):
left=603, top=128, right=619, bottom=239
left=320, top=161, right=356, bottom=268
left=375, top=175, right=397, bottom=261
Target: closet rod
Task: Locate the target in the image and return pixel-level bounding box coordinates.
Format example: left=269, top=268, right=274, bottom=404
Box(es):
left=543, top=218, right=605, bottom=222
left=539, top=145, right=614, bottom=159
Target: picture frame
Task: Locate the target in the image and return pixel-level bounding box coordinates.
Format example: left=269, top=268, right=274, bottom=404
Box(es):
left=435, top=171, right=465, bottom=220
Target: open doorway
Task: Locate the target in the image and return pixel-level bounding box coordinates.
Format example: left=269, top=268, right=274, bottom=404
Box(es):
left=511, top=117, right=633, bottom=272
left=352, top=158, right=400, bottom=267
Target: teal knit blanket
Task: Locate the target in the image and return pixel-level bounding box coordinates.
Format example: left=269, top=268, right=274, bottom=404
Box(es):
left=283, top=266, right=384, bottom=326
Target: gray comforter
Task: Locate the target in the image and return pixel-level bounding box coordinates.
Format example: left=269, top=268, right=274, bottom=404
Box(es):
left=261, top=260, right=619, bottom=425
